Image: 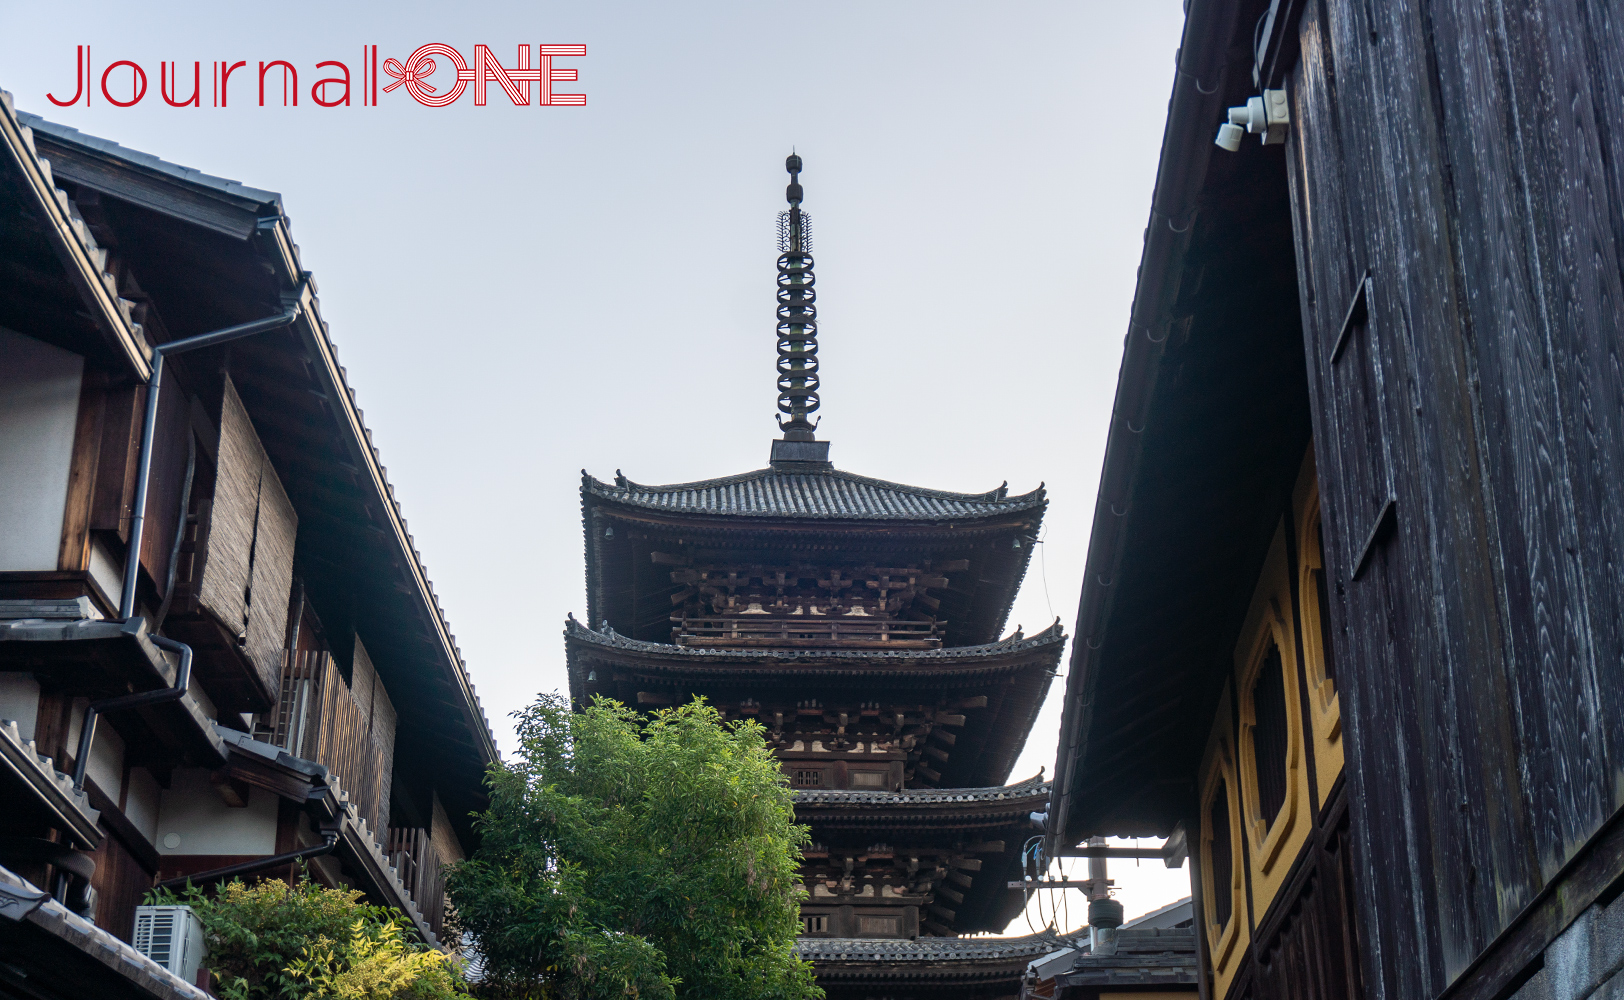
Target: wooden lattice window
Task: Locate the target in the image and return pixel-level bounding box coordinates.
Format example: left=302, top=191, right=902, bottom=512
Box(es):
left=1208, top=776, right=1234, bottom=929
left=793, top=770, right=822, bottom=787
left=801, top=914, right=828, bottom=933
left=1251, top=641, right=1291, bottom=827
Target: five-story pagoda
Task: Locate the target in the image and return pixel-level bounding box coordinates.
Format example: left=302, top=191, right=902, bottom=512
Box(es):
left=566, top=156, right=1065, bottom=996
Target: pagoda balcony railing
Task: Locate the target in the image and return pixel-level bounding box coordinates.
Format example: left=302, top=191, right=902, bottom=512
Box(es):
left=671, top=615, right=943, bottom=649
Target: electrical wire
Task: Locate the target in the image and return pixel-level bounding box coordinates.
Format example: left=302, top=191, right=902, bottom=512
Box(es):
left=1038, top=524, right=1055, bottom=623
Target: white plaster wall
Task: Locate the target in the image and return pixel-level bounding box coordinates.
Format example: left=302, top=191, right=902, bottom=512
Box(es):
left=0, top=673, right=41, bottom=741
left=125, top=766, right=161, bottom=846
left=0, top=328, right=83, bottom=571
left=156, top=766, right=278, bottom=855
left=88, top=535, right=122, bottom=610
left=86, top=719, right=124, bottom=799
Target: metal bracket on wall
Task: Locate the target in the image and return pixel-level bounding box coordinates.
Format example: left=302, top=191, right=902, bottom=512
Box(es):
left=1330, top=270, right=1372, bottom=364
left=1352, top=497, right=1398, bottom=581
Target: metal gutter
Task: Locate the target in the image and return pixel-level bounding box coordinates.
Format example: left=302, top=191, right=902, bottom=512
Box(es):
left=156, top=830, right=338, bottom=891
left=210, top=727, right=440, bottom=948
left=71, top=632, right=194, bottom=791
left=1045, top=0, right=1241, bottom=854
left=115, top=299, right=303, bottom=620
left=0, top=91, right=149, bottom=378
left=0, top=608, right=227, bottom=767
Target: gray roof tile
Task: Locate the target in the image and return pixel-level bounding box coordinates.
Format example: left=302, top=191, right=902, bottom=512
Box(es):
left=584, top=467, right=1045, bottom=521
left=794, top=774, right=1049, bottom=806
left=17, top=113, right=281, bottom=208
left=796, top=930, right=1062, bottom=963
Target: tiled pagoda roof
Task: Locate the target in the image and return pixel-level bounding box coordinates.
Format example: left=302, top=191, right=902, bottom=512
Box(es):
left=583, top=467, right=1045, bottom=521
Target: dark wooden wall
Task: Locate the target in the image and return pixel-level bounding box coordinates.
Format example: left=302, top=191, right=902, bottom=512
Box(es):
left=1283, top=0, right=1624, bottom=998
left=1244, top=790, right=1364, bottom=1000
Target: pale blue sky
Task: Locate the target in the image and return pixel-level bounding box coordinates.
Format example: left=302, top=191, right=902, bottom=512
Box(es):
left=2, top=0, right=1191, bottom=927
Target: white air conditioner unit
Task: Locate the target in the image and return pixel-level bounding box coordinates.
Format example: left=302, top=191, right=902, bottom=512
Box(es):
left=132, top=904, right=207, bottom=985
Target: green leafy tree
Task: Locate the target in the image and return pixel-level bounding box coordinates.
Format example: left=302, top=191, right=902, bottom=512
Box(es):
left=145, top=876, right=466, bottom=999
left=445, top=694, right=820, bottom=1000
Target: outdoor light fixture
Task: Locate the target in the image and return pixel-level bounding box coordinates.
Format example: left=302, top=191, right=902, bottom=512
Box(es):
left=1215, top=89, right=1289, bottom=151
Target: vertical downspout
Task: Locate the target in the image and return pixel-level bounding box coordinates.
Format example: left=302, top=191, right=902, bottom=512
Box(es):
left=73, top=296, right=305, bottom=794
left=117, top=298, right=303, bottom=620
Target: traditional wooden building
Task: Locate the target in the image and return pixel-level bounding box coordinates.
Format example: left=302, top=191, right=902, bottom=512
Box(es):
left=1044, top=5, right=1624, bottom=1000
left=1019, top=900, right=1199, bottom=1000
left=0, top=92, right=494, bottom=998
left=567, top=155, right=1064, bottom=998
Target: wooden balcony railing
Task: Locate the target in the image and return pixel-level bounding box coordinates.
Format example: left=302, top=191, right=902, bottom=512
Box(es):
left=671, top=616, right=943, bottom=649
left=269, top=651, right=389, bottom=837
left=387, top=827, right=447, bottom=937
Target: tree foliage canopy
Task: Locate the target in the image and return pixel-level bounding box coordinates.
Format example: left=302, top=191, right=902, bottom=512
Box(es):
left=445, top=695, right=820, bottom=1000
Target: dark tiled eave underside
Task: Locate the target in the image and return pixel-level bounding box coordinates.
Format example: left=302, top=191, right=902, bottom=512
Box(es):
left=564, top=619, right=1064, bottom=674
left=583, top=467, right=1046, bottom=522
left=795, top=776, right=1049, bottom=808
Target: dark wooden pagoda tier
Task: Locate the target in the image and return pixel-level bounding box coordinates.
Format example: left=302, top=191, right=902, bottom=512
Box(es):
left=797, top=931, right=1063, bottom=1000
left=565, top=618, right=1063, bottom=790
left=572, top=212, right=1057, bottom=958
left=794, top=776, right=1050, bottom=937
left=580, top=466, right=1046, bottom=649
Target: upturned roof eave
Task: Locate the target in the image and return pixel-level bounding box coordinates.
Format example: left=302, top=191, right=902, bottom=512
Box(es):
left=581, top=468, right=1048, bottom=524
left=563, top=617, right=1065, bottom=668
left=793, top=776, right=1049, bottom=811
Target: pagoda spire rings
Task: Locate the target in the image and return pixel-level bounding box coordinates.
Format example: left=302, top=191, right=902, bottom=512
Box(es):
left=776, top=153, right=820, bottom=441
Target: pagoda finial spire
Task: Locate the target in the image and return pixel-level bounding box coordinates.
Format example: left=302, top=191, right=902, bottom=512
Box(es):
left=775, top=153, right=820, bottom=442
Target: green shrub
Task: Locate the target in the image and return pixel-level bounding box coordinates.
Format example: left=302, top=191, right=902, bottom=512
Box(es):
left=146, top=875, right=467, bottom=999
left=445, top=694, right=820, bottom=1000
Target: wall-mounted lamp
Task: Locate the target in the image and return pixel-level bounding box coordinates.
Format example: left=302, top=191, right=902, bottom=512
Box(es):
left=1215, top=89, right=1289, bottom=151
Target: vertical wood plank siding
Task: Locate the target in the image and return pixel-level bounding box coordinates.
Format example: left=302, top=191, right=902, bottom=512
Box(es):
left=274, top=650, right=390, bottom=836
left=193, top=375, right=297, bottom=702
left=90, top=826, right=155, bottom=943
left=386, top=827, right=445, bottom=936
left=245, top=452, right=297, bottom=702
left=1250, top=800, right=1363, bottom=1000
left=199, top=377, right=259, bottom=638
left=1284, top=0, right=1624, bottom=997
